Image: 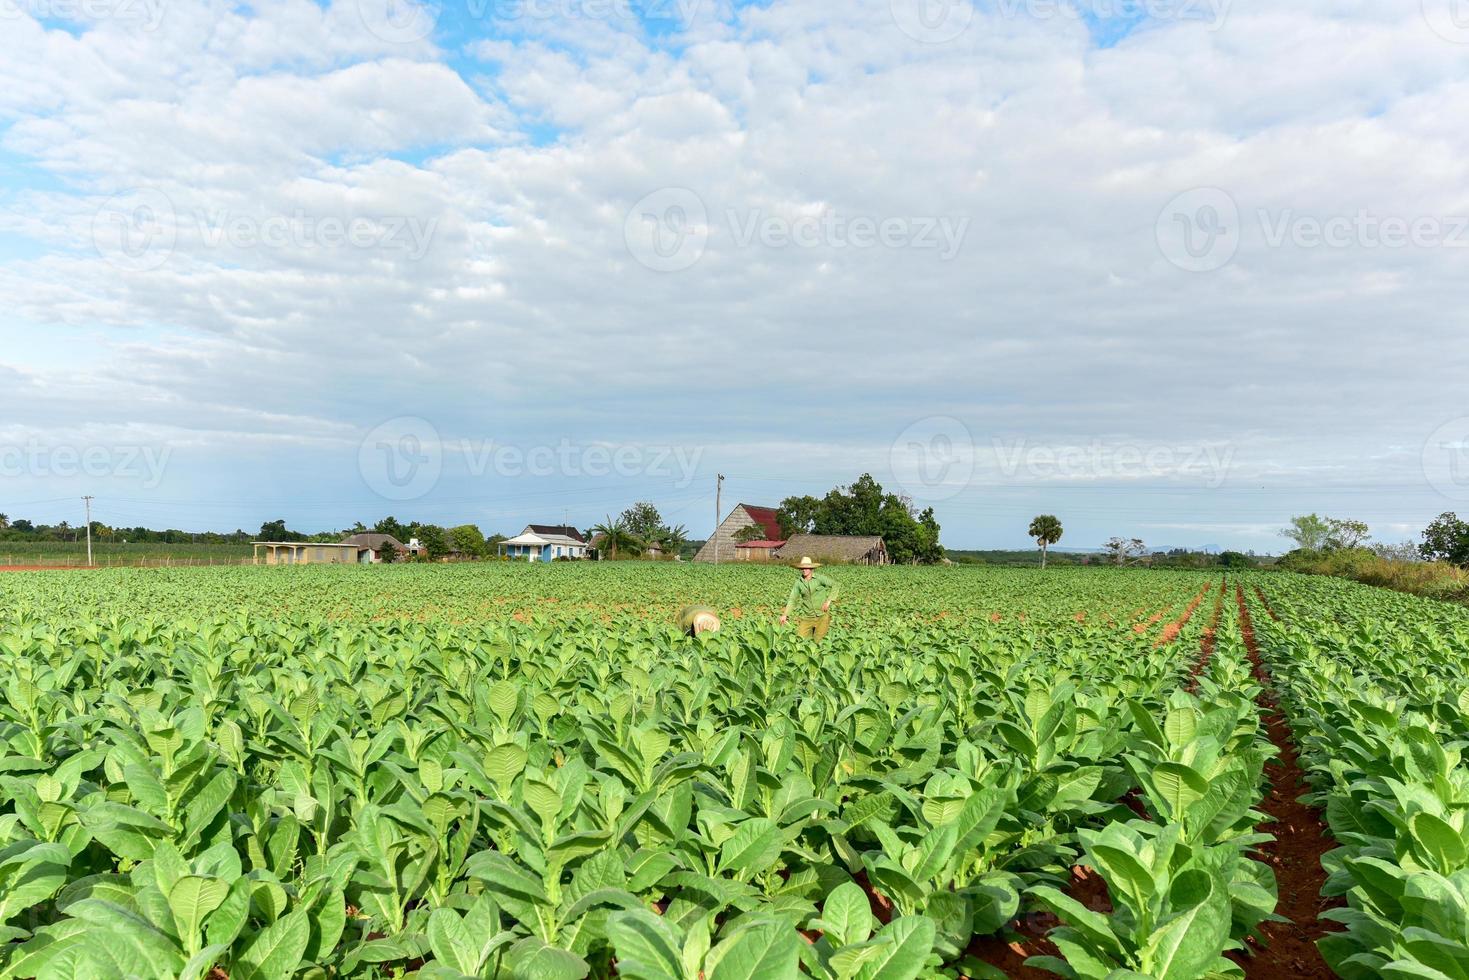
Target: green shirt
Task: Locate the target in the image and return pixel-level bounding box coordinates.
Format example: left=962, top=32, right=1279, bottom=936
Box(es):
left=783, top=573, right=840, bottom=620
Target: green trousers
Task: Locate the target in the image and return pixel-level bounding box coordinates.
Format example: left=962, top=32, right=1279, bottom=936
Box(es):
left=796, top=613, right=831, bottom=640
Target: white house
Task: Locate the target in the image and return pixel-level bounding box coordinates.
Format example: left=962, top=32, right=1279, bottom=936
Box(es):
left=499, top=524, right=588, bottom=562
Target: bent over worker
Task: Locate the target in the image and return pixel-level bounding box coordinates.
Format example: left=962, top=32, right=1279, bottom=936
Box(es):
left=779, top=556, right=840, bottom=640
left=676, top=605, right=721, bottom=637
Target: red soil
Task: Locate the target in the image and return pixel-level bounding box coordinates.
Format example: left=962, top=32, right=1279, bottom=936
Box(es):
left=1154, top=581, right=1212, bottom=647
left=1253, top=585, right=1282, bottom=622
left=966, top=864, right=1113, bottom=979
left=1230, top=586, right=1341, bottom=980
left=0, top=565, right=98, bottom=572
left=1185, top=581, right=1227, bottom=692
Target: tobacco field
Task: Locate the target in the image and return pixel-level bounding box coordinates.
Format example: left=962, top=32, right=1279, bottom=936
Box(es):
left=0, top=563, right=1465, bottom=979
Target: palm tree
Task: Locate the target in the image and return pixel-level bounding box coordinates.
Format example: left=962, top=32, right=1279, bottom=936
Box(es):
left=1029, top=515, right=1064, bottom=569
left=590, top=516, right=642, bottom=560
left=661, top=524, right=689, bottom=558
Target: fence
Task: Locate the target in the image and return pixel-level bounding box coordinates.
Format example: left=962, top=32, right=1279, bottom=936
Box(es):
left=0, top=555, right=258, bottom=569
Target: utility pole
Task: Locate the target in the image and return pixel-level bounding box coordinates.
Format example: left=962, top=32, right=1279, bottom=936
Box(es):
left=82, top=496, right=94, bottom=567
left=714, top=474, right=724, bottom=565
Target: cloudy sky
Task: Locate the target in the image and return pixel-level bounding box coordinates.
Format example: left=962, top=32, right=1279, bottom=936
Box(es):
left=2, top=0, right=1468, bottom=551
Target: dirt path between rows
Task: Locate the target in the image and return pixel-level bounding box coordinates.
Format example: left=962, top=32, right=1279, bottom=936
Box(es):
left=1154, top=580, right=1213, bottom=646
left=1231, top=585, right=1340, bottom=979
left=1186, top=580, right=1227, bottom=692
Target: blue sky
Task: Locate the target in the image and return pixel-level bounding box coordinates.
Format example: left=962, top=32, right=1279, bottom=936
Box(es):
left=2, top=0, right=1469, bottom=551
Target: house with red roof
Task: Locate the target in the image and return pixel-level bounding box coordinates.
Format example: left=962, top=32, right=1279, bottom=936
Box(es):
left=733, top=539, right=786, bottom=562
left=693, top=504, right=784, bottom=563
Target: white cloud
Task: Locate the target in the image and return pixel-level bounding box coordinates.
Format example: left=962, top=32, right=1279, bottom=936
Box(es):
left=1, top=0, right=1467, bottom=545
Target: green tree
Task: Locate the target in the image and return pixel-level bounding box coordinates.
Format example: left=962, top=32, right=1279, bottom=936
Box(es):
left=0, top=514, right=8, bottom=531
left=658, top=523, right=690, bottom=556
left=733, top=523, right=769, bottom=544
left=779, top=475, right=942, bottom=564
left=1421, top=512, right=1469, bottom=566
left=409, top=523, right=449, bottom=560
left=590, top=516, right=642, bottom=560
left=1218, top=551, right=1256, bottom=569
left=776, top=496, right=822, bottom=538
left=374, top=516, right=407, bottom=541
left=1280, top=514, right=1332, bottom=551
left=449, top=524, right=487, bottom=559
left=619, top=502, right=663, bottom=540
left=1028, top=515, right=1063, bottom=569
left=378, top=540, right=398, bottom=564
left=259, top=519, right=303, bottom=542
left=1326, top=518, right=1370, bottom=550
left=913, top=507, right=944, bottom=564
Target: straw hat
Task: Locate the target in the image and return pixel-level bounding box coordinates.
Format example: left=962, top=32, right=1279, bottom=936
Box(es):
left=691, top=612, right=720, bottom=636
left=793, top=556, right=821, bottom=570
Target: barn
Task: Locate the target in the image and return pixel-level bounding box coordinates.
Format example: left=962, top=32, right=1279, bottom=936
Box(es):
left=693, top=504, right=783, bottom=563
left=774, top=535, right=889, bottom=566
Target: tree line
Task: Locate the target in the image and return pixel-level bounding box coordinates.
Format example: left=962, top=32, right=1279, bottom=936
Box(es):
left=775, top=474, right=943, bottom=564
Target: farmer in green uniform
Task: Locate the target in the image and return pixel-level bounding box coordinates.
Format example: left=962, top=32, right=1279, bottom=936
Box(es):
left=676, top=605, right=721, bottom=637
left=779, top=557, right=840, bottom=640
